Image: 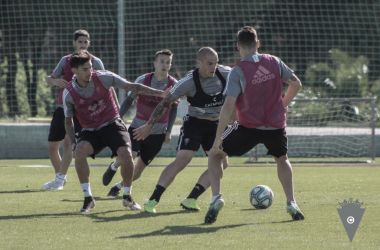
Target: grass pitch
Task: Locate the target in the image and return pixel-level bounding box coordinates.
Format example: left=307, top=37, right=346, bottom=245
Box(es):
left=0, top=157, right=379, bottom=249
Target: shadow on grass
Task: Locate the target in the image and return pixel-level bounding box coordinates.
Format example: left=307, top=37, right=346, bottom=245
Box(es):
left=0, top=189, right=44, bottom=194
left=240, top=208, right=297, bottom=223
left=271, top=220, right=295, bottom=223
left=0, top=209, right=128, bottom=221
left=90, top=210, right=193, bottom=223
left=117, top=223, right=250, bottom=239
left=0, top=202, right=196, bottom=223
left=60, top=196, right=122, bottom=202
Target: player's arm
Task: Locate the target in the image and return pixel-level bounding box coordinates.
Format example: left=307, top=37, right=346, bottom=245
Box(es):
left=210, top=67, right=241, bottom=154
left=118, top=92, right=137, bottom=118
left=47, top=57, right=67, bottom=88
left=229, top=107, right=238, bottom=123
left=110, top=87, right=120, bottom=110
left=65, top=117, right=76, bottom=151
left=120, top=82, right=170, bottom=98
left=133, top=93, right=177, bottom=141
left=47, top=74, right=68, bottom=88
left=110, top=72, right=170, bottom=98
left=63, top=90, right=76, bottom=150
left=164, top=103, right=178, bottom=143
left=210, top=95, right=237, bottom=156
left=282, top=73, right=302, bottom=107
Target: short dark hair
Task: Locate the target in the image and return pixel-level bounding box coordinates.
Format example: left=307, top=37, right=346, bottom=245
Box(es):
left=70, top=50, right=91, bottom=68
left=237, top=26, right=258, bottom=49
left=73, top=30, right=90, bottom=41
left=155, top=49, right=173, bottom=61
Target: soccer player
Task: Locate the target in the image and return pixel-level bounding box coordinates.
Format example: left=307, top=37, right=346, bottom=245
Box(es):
left=62, top=50, right=171, bottom=212
left=42, top=30, right=107, bottom=190
left=133, top=47, right=231, bottom=213
left=102, top=49, right=178, bottom=197
left=204, top=26, right=304, bottom=223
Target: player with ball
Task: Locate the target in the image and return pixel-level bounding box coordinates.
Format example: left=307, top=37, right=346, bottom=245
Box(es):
left=205, top=26, right=304, bottom=223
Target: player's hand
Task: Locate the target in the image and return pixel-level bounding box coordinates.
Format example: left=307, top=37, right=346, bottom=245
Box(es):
left=161, top=86, right=172, bottom=98
left=133, top=124, right=153, bottom=141
left=229, top=111, right=238, bottom=123
left=209, top=140, right=224, bottom=157
left=174, top=98, right=180, bottom=105
left=54, top=79, right=68, bottom=88
left=164, top=132, right=171, bottom=143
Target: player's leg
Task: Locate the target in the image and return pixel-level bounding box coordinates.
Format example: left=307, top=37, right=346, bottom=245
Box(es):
left=50, top=135, right=72, bottom=190
left=205, top=150, right=226, bottom=220
left=103, top=126, right=139, bottom=186
left=274, top=155, right=304, bottom=220
left=107, top=150, right=138, bottom=197
left=43, top=107, right=66, bottom=190
left=182, top=157, right=228, bottom=211
left=133, top=132, right=165, bottom=181
left=106, top=119, right=141, bottom=210
left=74, top=138, right=96, bottom=212
left=274, top=155, right=294, bottom=202
left=52, top=115, right=83, bottom=190
left=108, top=133, right=164, bottom=196
left=205, top=122, right=256, bottom=223
left=182, top=119, right=227, bottom=211
left=133, top=156, right=147, bottom=181
left=265, top=129, right=304, bottom=221
left=143, top=116, right=201, bottom=213
left=143, top=150, right=195, bottom=213
left=47, top=141, right=61, bottom=174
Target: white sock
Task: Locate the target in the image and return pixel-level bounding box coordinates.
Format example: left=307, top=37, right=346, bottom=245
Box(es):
left=80, top=183, right=92, bottom=197
left=110, top=162, right=118, bottom=171
left=115, top=182, right=122, bottom=189
left=211, top=195, right=220, bottom=203
left=123, top=186, right=132, bottom=195
left=55, top=173, right=59, bottom=178
left=56, top=173, right=66, bottom=184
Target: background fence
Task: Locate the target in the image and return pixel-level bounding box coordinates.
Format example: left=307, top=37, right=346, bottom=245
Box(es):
left=1, top=0, right=379, bottom=159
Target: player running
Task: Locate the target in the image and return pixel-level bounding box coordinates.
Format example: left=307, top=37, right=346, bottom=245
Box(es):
left=102, top=49, right=178, bottom=197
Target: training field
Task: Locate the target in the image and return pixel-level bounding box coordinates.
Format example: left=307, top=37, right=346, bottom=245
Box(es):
left=1, top=157, right=379, bottom=249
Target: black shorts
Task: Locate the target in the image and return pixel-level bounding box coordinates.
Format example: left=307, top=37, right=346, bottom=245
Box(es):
left=48, top=107, right=82, bottom=142
left=222, top=122, right=288, bottom=158
left=177, top=115, right=218, bottom=155
left=77, top=118, right=131, bottom=159
left=128, top=126, right=165, bottom=165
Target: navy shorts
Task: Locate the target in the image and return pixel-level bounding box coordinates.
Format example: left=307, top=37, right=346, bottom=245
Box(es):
left=128, top=126, right=165, bottom=165
left=222, top=122, right=288, bottom=158
left=48, top=107, right=82, bottom=142
left=77, top=118, right=131, bottom=159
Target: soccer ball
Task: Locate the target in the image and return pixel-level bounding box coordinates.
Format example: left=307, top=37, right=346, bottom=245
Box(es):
left=249, top=185, right=274, bottom=209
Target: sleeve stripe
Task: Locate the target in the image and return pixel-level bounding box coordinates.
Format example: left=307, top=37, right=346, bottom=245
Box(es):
left=170, top=72, right=193, bottom=93
left=135, top=75, right=146, bottom=83
left=223, top=69, right=234, bottom=95
left=62, top=89, right=70, bottom=117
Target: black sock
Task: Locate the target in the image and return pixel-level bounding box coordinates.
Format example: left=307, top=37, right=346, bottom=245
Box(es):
left=187, top=183, right=206, bottom=199
left=149, top=185, right=166, bottom=202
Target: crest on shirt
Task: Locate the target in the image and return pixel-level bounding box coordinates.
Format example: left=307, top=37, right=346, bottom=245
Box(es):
left=184, top=138, right=190, bottom=146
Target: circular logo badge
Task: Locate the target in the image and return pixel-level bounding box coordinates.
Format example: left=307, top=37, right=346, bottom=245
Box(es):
left=347, top=216, right=355, bottom=224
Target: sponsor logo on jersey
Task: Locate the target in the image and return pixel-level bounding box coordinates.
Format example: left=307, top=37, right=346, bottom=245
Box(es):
left=88, top=99, right=106, bottom=116
left=252, top=65, right=275, bottom=84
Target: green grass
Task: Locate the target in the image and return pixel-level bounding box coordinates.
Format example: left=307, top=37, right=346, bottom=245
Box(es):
left=1, top=158, right=380, bottom=249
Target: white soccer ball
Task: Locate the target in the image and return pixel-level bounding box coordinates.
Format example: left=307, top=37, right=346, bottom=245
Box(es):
left=249, top=185, right=274, bottom=209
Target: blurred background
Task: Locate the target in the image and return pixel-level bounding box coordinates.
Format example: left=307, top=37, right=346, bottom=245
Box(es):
left=0, top=0, right=379, bottom=160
